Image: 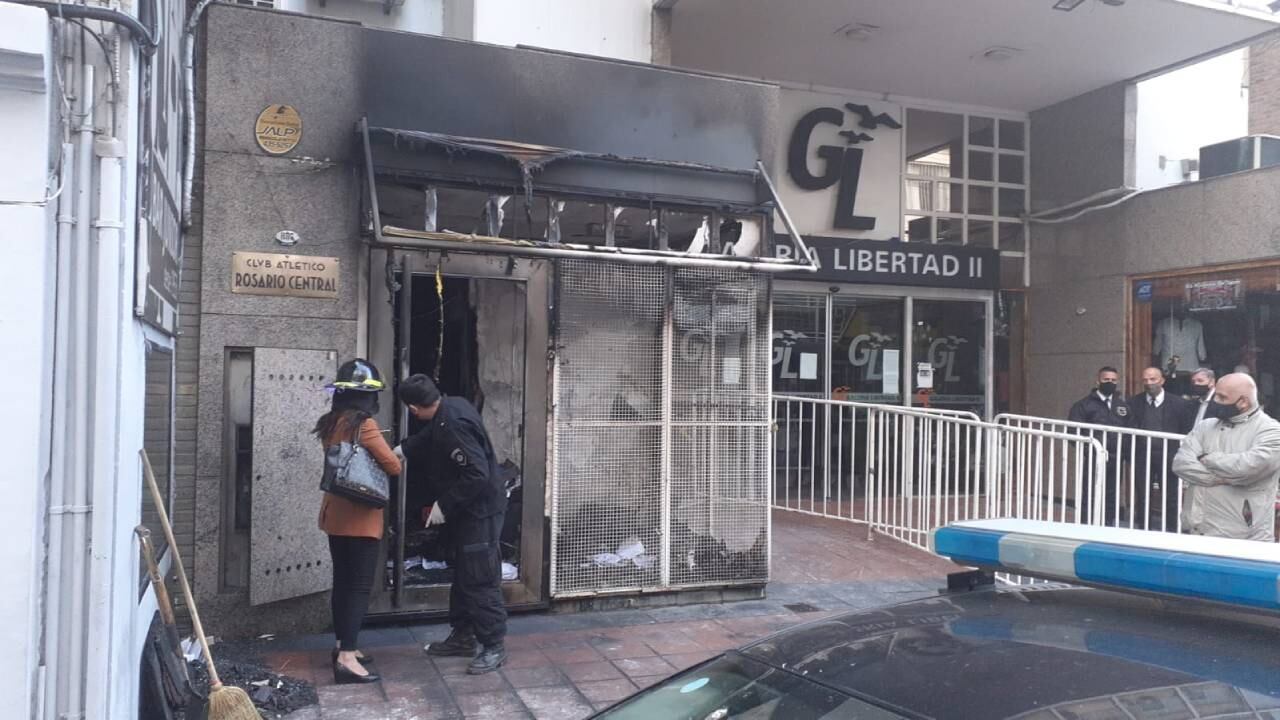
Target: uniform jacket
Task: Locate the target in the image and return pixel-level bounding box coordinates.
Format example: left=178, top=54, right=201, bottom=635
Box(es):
left=1172, top=407, right=1280, bottom=541
left=1068, top=392, right=1131, bottom=451
left=402, top=396, right=505, bottom=520
left=318, top=416, right=402, bottom=539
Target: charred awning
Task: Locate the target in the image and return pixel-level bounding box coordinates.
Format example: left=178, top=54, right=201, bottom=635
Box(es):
left=359, top=118, right=817, bottom=273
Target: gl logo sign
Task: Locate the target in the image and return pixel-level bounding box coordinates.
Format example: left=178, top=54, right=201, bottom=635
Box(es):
left=787, top=103, right=900, bottom=231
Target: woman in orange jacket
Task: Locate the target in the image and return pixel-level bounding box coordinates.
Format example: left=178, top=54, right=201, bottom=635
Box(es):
left=314, top=359, right=401, bottom=684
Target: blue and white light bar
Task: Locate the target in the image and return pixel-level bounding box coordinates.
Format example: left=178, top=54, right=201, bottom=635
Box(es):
left=930, top=519, right=1280, bottom=612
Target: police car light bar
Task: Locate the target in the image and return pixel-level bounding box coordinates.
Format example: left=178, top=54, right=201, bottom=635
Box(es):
left=929, top=519, right=1280, bottom=612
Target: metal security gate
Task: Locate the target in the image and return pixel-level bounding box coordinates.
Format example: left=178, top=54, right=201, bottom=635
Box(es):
left=550, top=261, right=770, bottom=597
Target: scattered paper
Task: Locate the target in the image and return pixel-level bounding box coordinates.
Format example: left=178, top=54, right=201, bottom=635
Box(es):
left=181, top=638, right=203, bottom=663
left=502, top=562, right=518, bottom=581
left=616, top=539, right=645, bottom=561
left=422, top=559, right=448, bottom=571
left=257, top=633, right=275, bottom=641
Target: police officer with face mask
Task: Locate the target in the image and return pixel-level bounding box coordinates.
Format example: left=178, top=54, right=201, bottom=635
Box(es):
left=1068, top=366, right=1132, bottom=524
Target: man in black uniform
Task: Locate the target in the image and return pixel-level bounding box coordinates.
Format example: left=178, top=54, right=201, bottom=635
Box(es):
left=1068, top=366, right=1131, bottom=525
left=395, top=374, right=508, bottom=674
left=1127, top=367, right=1196, bottom=531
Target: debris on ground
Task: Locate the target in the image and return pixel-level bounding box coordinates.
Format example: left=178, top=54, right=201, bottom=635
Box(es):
left=178, top=638, right=317, bottom=719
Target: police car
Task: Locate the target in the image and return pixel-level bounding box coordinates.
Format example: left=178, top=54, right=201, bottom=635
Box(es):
left=592, top=520, right=1280, bottom=719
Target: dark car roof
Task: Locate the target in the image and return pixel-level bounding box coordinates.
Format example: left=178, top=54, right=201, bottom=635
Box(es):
left=741, top=584, right=1280, bottom=719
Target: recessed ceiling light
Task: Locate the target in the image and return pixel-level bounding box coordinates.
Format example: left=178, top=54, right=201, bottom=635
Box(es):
left=834, top=22, right=880, bottom=41
left=980, top=46, right=1023, bottom=62
left=1053, top=0, right=1086, bottom=10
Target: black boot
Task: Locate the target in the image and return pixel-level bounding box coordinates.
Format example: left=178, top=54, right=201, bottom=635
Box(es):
left=467, top=644, right=507, bottom=675
left=425, top=629, right=478, bottom=657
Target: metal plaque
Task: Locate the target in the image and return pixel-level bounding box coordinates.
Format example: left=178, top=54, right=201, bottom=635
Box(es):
left=231, top=252, right=339, bottom=299
left=255, top=104, right=302, bottom=155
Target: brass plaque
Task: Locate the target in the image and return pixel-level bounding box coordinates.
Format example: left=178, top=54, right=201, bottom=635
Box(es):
left=254, top=104, right=302, bottom=155
left=231, top=252, right=339, bottom=299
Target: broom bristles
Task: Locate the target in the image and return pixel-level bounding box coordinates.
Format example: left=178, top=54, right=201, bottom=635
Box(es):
left=207, top=683, right=261, bottom=720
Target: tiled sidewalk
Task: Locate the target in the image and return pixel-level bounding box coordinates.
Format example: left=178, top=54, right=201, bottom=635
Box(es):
left=259, top=511, right=958, bottom=719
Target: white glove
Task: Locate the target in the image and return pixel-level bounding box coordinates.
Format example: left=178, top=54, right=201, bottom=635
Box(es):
left=426, top=504, right=446, bottom=526
left=392, top=444, right=405, bottom=462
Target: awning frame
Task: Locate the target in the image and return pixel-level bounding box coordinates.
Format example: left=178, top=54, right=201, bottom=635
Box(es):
left=358, top=117, right=817, bottom=274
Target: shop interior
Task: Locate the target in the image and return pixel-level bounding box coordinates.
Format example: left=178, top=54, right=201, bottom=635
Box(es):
left=1131, top=265, right=1280, bottom=408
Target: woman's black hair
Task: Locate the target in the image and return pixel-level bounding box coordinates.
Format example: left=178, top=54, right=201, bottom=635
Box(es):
left=313, top=389, right=381, bottom=441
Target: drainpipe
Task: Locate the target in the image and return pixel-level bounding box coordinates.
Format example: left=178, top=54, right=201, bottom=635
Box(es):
left=43, top=136, right=75, bottom=720
left=85, top=134, right=125, bottom=716
left=183, top=0, right=219, bottom=228
left=64, top=60, right=95, bottom=720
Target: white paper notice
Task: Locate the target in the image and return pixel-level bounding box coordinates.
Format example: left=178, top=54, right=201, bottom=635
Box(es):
left=916, top=362, right=935, bottom=390
left=882, top=349, right=900, bottom=395
left=799, top=353, right=819, bottom=380
left=722, top=357, right=741, bottom=385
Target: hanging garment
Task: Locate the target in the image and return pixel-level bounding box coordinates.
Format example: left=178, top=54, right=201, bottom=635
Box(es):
left=1155, top=316, right=1206, bottom=372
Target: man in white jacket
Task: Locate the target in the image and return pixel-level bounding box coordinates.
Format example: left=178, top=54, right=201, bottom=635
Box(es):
left=1172, top=373, right=1280, bottom=541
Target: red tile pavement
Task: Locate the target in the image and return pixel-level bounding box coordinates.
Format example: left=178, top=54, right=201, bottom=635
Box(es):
left=257, top=509, right=951, bottom=719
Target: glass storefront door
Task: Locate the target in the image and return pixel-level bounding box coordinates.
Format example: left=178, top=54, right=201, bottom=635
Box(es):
left=771, top=285, right=992, bottom=418
left=832, top=297, right=905, bottom=405
left=910, top=300, right=988, bottom=417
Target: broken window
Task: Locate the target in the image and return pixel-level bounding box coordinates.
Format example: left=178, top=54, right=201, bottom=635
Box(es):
left=435, top=187, right=491, bottom=236
left=611, top=205, right=658, bottom=250
left=557, top=200, right=608, bottom=246
left=662, top=209, right=711, bottom=253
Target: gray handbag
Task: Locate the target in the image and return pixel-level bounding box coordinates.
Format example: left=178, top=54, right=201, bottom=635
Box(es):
left=319, top=424, right=390, bottom=508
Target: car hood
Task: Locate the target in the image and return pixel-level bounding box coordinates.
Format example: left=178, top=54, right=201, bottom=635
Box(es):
left=742, top=586, right=1280, bottom=719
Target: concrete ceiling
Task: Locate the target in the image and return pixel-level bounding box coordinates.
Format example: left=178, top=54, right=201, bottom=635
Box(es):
left=669, top=0, right=1280, bottom=112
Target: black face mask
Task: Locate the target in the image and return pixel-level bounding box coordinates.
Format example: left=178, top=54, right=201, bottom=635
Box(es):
left=1206, top=400, right=1240, bottom=420
left=1191, top=385, right=1212, bottom=399
left=1098, top=382, right=1117, bottom=397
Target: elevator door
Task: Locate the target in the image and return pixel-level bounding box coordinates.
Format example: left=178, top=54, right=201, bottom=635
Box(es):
left=368, top=252, right=549, bottom=616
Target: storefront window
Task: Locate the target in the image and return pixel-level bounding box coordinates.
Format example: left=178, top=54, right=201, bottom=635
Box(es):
left=831, top=297, right=904, bottom=404
left=1130, top=265, right=1280, bottom=405
left=911, top=300, right=987, bottom=416
left=772, top=293, right=827, bottom=397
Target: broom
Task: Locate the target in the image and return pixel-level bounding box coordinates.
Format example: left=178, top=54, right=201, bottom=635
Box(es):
left=142, top=449, right=260, bottom=720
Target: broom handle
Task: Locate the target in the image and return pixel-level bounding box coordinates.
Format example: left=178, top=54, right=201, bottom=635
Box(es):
left=141, top=449, right=224, bottom=689
left=135, top=527, right=179, bottom=629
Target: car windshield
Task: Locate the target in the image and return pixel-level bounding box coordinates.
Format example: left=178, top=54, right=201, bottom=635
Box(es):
left=593, top=652, right=909, bottom=720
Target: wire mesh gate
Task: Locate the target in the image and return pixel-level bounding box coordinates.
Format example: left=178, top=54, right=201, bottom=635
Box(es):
left=550, top=261, right=771, bottom=597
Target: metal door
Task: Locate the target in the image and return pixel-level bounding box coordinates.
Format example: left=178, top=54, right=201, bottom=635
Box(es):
left=249, top=348, right=338, bottom=606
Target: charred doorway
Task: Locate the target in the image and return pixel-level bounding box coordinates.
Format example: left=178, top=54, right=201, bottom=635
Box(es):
left=368, top=252, right=550, bottom=616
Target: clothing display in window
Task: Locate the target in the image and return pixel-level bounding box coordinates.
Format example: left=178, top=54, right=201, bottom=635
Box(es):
left=1155, top=315, right=1206, bottom=372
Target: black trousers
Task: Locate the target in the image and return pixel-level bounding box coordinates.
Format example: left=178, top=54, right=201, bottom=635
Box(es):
left=1136, top=459, right=1181, bottom=532
left=448, top=512, right=508, bottom=647
left=328, top=535, right=379, bottom=651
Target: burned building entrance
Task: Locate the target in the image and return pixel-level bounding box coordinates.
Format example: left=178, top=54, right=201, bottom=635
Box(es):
left=367, top=251, right=550, bottom=615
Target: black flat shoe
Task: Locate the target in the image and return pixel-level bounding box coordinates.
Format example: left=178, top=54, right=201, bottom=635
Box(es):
left=332, top=649, right=374, bottom=665
left=333, top=660, right=380, bottom=685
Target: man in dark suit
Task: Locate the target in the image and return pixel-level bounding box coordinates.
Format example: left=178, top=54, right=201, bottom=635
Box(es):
left=1128, top=367, right=1196, bottom=531
left=1068, top=366, right=1131, bottom=525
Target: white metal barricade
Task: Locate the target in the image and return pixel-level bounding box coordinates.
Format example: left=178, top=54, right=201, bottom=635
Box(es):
left=771, top=396, right=1108, bottom=552
left=995, top=414, right=1187, bottom=533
